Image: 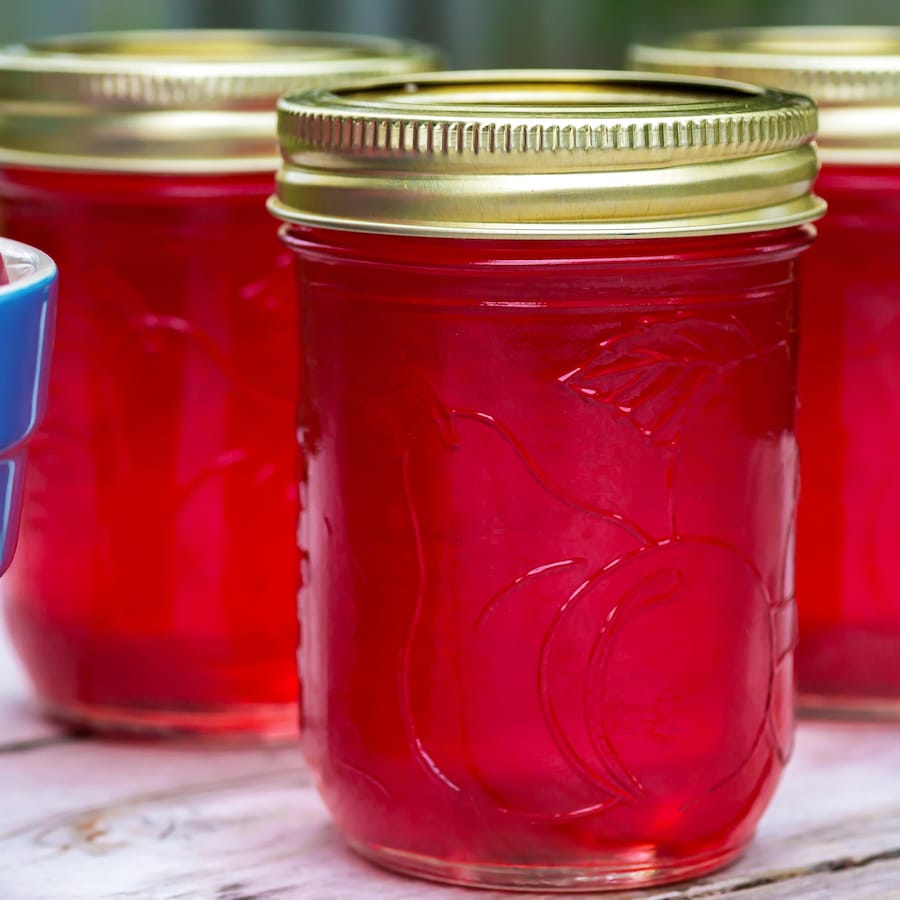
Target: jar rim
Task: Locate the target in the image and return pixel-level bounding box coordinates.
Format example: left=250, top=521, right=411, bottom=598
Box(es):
left=270, top=69, right=825, bottom=240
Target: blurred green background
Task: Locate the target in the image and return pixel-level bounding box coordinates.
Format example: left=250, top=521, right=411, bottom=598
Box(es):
left=4, top=0, right=900, bottom=66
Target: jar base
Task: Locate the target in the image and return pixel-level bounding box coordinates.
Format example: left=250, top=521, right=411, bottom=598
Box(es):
left=799, top=692, right=900, bottom=721
left=348, top=837, right=746, bottom=893
left=43, top=698, right=298, bottom=742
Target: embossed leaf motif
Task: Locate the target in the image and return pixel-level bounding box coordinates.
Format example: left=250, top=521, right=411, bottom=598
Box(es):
left=559, top=314, right=770, bottom=446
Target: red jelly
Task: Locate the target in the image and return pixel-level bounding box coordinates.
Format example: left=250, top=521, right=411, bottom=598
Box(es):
left=0, top=169, right=299, bottom=733
left=795, top=165, right=900, bottom=710
left=0, top=31, right=438, bottom=736
left=271, top=73, right=823, bottom=889
left=631, top=28, right=900, bottom=714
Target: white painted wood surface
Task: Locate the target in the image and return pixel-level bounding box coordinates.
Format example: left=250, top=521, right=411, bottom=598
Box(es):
left=1, top=626, right=899, bottom=900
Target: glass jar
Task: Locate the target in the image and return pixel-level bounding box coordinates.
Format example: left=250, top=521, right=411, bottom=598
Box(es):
left=270, top=72, right=823, bottom=890
left=0, top=238, right=56, bottom=575
left=632, top=29, right=900, bottom=715
left=0, top=31, right=439, bottom=737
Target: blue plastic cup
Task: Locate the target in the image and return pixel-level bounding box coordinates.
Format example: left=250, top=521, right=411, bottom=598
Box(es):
left=0, top=238, right=56, bottom=574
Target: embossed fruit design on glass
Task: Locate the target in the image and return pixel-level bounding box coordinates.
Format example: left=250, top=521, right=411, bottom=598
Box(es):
left=632, top=29, right=900, bottom=715
left=0, top=31, right=439, bottom=736
left=0, top=239, right=56, bottom=576
left=271, top=73, right=823, bottom=890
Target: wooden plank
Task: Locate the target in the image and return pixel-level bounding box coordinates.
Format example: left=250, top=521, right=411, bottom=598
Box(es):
left=2, top=622, right=900, bottom=898
left=699, top=858, right=900, bottom=900
left=1, top=724, right=899, bottom=899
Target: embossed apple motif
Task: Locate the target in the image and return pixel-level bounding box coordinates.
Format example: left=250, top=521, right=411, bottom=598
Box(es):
left=399, top=306, right=796, bottom=827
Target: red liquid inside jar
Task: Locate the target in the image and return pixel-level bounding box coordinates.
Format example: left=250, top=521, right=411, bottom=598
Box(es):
left=797, top=164, right=900, bottom=712
left=0, top=168, right=300, bottom=736
left=288, top=225, right=808, bottom=888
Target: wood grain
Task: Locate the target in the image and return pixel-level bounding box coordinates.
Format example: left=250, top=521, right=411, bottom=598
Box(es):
left=1, top=627, right=899, bottom=899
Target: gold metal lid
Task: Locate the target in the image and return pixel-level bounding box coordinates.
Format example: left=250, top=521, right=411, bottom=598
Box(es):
left=270, top=70, right=824, bottom=240
left=0, top=30, right=440, bottom=173
left=631, top=27, right=900, bottom=164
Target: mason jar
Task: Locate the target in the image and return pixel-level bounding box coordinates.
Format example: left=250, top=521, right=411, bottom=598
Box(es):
left=270, top=71, right=823, bottom=890
left=0, top=30, right=439, bottom=737
left=632, top=28, right=900, bottom=715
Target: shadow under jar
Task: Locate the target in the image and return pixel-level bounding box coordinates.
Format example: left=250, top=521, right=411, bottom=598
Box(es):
left=0, top=31, right=439, bottom=738
left=270, top=72, right=824, bottom=890
left=632, top=28, right=900, bottom=716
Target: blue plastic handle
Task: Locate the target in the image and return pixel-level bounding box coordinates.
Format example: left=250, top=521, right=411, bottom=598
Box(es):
left=0, top=239, right=57, bottom=575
